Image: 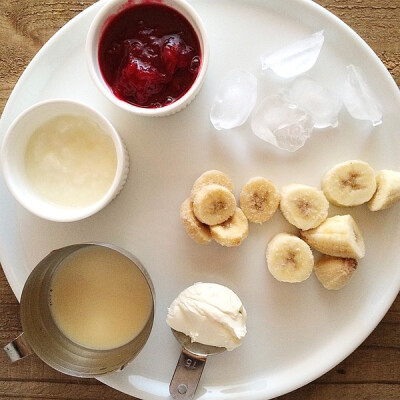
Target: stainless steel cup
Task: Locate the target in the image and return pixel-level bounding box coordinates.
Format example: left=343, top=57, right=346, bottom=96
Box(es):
left=3, top=242, right=155, bottom=377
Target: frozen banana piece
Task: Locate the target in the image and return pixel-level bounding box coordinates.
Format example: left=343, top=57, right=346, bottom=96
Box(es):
left=368, top=169, right=400, bottom=211
left=210, top=208, right=249, bottom=247
left=192, top=184, right=236, bottom=225
left=180, top=198, right=212, bottom=244
left=322, top=160, right=376, bottom=206
left=239, top=177, right=280, bottom=223
left=266, top=233, right=314, bottom=283
left=315, top=256, right=357, bottom=290
left=300, top=214, right=365, bottom=259
left=191, top=170, right=234, bottom=198
left=280, top=184, right=329, bottom=230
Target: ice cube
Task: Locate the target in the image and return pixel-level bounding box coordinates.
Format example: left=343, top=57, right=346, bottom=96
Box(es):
left=251, top=94, right=314, bottom=152
left=342, top=64, right=382, bottom=126
left=210, top=69, right=257, bottom=130
left=284, top=77, right=342, bottom=128
left=260, top=31, right=324, bottom=78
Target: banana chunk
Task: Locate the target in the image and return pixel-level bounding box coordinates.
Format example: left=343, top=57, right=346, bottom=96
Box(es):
left=368, top=169, right=400, bottom=211
left=322, top=160, right=376, bottom=206
left=239, top=177, right=280, bottom=223
left=266, top=233, right=314, bottom=283
left=210, top=208, right=249, bottom=247
left=180, top=198, right=212, bottom=244
left=192, top=184, right=236, bottom=225
left=280, top=184, right=329, bottom=230
left=300, top=214, right=365, bottom=259
left=315, top=256, right=358, bottom=290
left=191, top=170, right=234, bottom=198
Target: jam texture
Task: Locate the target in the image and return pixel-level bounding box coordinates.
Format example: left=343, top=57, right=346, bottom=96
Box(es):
left=98, top=3, right=201, bottom=108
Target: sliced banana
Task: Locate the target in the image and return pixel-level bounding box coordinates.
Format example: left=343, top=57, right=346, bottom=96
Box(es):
left=279, top=184, right=329, bottom=230
left=300, top=214, right=365, bottom=259
left=315, top=256, right=358, bottom=290
left=266, top=233, right=314, bottom=283
left=210, top=207, right=249, bottom=247
left=322, top=160, right=376, bottom=206
left=180, top=198, right=212, bottom=244
left=367, top=169, right=400, bottom=211
left=239, top=177, right=280, bottom=223
left=191, top=170, right=234, bottom=198
left=192, top=184, right=236, bottom=225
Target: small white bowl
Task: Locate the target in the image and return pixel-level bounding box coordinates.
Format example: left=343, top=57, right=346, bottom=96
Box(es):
left=86, top=0, right=209, bottom=117
left=1, top=99, right=129, bottom=222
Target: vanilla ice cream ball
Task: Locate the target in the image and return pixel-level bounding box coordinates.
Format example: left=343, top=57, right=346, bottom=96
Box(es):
left=166, top=282, right=247, bottom=351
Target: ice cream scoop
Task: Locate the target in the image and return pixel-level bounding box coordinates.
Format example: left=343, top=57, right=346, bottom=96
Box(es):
left=169, top=328, right=225, bottom=399
left=167, top=282, right=247, bottom=399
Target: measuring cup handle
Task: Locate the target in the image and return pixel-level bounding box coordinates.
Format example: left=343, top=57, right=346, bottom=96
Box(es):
left=169, top=348, right=207, bottom=399
left=3, top=333, right=33, bottom=362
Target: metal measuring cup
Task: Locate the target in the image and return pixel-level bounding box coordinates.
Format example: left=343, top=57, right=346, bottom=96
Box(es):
left=3, top=243, right=155, bottom=377
left=169, top=329, right=226, bottom=399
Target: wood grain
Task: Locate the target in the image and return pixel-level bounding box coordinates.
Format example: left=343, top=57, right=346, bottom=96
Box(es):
left=0, top=1, right=399, bottom=399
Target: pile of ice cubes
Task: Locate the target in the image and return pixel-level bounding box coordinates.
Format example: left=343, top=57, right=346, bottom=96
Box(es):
left=209, top=30, right=383, bottom=152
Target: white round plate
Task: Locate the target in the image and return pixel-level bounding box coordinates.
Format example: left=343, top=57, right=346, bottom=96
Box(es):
left=0, top=1, right=399, bottom=399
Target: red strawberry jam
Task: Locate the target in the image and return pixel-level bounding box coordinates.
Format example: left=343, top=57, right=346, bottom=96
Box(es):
left=98, top=3, right=202, bottom=108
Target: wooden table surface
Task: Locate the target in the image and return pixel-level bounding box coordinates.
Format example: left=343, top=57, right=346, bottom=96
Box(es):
left=0, top=0, right=399, bottom=399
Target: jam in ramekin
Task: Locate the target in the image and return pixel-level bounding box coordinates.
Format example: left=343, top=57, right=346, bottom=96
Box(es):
left=98, top=3, right=202, bottom=108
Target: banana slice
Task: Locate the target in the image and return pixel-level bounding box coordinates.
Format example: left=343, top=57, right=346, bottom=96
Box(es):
left=180, top=198, right=212, bottom=244
left=192, top=184, right=236, bottom=225
left=300, top=214, right=365, bottom=259
left=239, top=177, right=280, bottom=223
left=315, top=256, right=358, bottom=290
left=266, top=233, right=314, bottom=283
left=279, top=184, right=329, bottom=230
left=367, top=169, right=400, bottom=211
left=210, top=207, right=249, bottom=246
left=191, top=170, right=234, bottom=198
left=322, top=160, right=376, bottom=206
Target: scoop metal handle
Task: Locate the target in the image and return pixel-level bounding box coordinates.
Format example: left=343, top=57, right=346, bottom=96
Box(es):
left=169, top=348, right=207, bottom=399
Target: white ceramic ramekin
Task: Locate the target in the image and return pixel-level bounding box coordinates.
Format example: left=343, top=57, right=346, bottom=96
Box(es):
left=1, top=99, right=129, bottom=222
left=86, top=0, right=209, bottom=117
